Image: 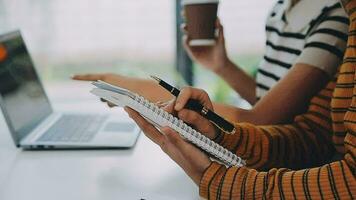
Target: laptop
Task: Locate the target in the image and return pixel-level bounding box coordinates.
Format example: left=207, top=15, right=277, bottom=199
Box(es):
left=0, top=30, right=140, bottom=149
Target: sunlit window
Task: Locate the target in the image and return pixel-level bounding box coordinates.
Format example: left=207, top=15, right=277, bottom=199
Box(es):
left=0, top=0, right=275, bottom=105
left=0, top=0, right=175, bottom=81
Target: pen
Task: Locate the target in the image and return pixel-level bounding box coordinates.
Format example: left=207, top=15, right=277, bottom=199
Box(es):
left=150, top=75, right=236, bottom=134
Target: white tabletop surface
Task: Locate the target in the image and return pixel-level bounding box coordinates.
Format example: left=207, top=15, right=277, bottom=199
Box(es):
left=0, top=82, right=199, bottom=200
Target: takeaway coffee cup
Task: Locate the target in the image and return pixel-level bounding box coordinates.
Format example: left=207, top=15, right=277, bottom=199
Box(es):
left=182, top=0, right=219, bottom=46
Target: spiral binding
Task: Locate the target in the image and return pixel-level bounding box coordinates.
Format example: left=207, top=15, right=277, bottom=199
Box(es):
left=133, top=94, right=245, bottom=167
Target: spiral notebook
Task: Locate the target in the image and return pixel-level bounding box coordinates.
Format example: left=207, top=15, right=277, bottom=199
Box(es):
left=90, top=80, right=245, bottom=167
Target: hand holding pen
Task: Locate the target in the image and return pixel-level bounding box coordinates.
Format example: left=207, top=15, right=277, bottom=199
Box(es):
left=151, top=75, right=236, bottom=134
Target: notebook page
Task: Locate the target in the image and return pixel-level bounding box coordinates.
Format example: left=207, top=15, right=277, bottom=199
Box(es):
left=91, top=85, right=245, bottom=167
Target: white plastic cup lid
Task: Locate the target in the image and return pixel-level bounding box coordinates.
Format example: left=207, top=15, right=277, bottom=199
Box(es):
left=189, top=39, right=216, bottom=46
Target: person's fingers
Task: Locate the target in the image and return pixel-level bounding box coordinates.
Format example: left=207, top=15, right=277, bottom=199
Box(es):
left=107, top=102, right=116, bottom=108
left=156, top=101, right=167, bottom=108
left=174, top=87, right=213, bottom=111
left=215, top=18, right=220, bottom=27
left=180, top=23, right=188, bottom=34
left=162, top=127, right=211, bottom=170
left=175, top=87, right=194, bottom=111
left=157, top=128, right=190, bottom=170
left=181, top=10, right=186, bottom=19
left=161, top=127, right=190, bottom=154
left=183, top=35, right=194, bottom=56
left=216, top=19, right=225, bottom=43
left=156, top=99, right=175, bottom=109
left=98, top=98, right=116, bottom=108
left=218, top=24, right=225, bottom=43
left=183, top=34, right=192, bottom=51
left=161, top=127, right=212, bottom=185
left=125, top=107, right=164, bottom=146
left=162, top=127, right=184, bottom=146
left=162, top=99, right=176, bottom=114
left=178, top=109, right=216, bottom=139
left=71, top=74, right=105, bottom=81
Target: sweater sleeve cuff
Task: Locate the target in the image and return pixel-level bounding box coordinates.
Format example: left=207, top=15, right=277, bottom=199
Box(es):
left=219, top=123, right=243, bottom=151
left=199, top=162, right=223, bottom=199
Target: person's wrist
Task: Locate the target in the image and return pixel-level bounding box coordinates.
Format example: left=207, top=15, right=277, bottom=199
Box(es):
left=194, top=159, right=212, bottom=185
left=213, top=58, right=232, bottom=75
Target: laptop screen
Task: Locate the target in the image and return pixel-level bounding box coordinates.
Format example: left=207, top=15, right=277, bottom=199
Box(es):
left=0, top=31, right=52, bottom=144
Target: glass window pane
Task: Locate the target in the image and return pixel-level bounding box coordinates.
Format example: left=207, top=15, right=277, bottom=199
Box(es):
left=0, top=0, right=176, bottom=95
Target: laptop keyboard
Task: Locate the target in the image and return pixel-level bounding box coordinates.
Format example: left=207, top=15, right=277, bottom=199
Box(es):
left=37, top=114, right=108, bottom=143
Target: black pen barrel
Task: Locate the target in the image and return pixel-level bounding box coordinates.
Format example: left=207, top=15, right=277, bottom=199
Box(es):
left=185, top=99, right=204, bottom=112
left=186, top=99, right=235, bottom=134
left=206, top=110, right=235, bottom=133
left=159, top=81, right=180, bottom=96
left=152, top=76, right=235, bottom=134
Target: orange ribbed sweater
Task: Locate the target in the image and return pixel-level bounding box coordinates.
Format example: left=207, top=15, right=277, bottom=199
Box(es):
left=199, top=1, right=356, bottom=199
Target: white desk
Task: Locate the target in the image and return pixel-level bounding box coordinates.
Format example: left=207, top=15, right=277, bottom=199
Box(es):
left=0, top=82, right=199, bottom=200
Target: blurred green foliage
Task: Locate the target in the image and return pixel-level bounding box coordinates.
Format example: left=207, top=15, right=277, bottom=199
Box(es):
left=38, top=54, right=260, bottom=103
left=194, top=54, right=261, bottom=103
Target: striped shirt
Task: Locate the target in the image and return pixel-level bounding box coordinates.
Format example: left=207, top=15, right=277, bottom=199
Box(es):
left=199, top=1, right=356, bottom=198
left=256, top=0, right=349, bottom=100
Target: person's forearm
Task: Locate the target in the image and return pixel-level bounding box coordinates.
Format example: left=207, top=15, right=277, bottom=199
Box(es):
left=216, top=116, right=334, bottom=170
left=213, top=102, right=294, bottom=125
left=119, top=78, right=173, bottom=102
left=199, top=159, right=355, bottom=199
left=214, top=64, right=330, bottom=125
left=213, top=102, right=248, bottom=122
left=213, top=102, right=270, bottom=125
left=215, top=60, right=257, bottom=104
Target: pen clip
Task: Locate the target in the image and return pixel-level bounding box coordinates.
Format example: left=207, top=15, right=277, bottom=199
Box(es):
left=199, top=105, right=236, bottom=135
left=211, top=121, right=236, bottom=135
